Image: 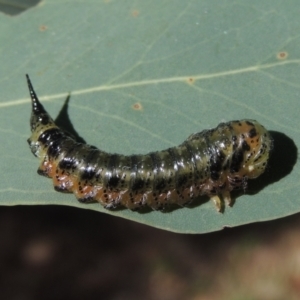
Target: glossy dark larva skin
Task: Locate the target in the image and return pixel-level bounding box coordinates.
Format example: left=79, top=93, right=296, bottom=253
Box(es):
left=26, top=75, right=272, bottom=211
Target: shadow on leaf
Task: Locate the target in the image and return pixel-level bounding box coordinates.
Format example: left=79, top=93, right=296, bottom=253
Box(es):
left=247, top=131, right=298, bottom=194
left=54, top=94, right=86, bottom=144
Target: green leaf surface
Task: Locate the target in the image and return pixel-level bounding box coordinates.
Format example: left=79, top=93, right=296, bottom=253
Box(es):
left=0, top=0, right=299, bottom=233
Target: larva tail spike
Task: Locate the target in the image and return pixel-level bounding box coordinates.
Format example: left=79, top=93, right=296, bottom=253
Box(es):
left=26, top=74, right=47, bottom=115
left=26, top=74, right=56, bottom=133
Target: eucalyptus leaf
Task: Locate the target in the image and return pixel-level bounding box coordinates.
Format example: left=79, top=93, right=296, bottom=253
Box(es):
left=0, top=0, right=299, bottom=233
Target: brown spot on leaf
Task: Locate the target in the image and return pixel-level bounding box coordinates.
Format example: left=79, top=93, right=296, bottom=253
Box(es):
left=277, top=51, right=288, bottom=60
left=39, top=25, right=47, bottom=32
left=132, top=103, right=143, bottom=110
left=187, top=77, right=195, bottom=85
left=132, top=10, right=140, bottom=17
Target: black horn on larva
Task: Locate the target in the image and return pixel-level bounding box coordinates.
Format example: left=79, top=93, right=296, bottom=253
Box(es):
left=26, top=74, right=47, bottom=115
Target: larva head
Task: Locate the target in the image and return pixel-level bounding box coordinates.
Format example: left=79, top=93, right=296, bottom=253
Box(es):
left=26, top=74, right=58, bottom=157
left=229, top=120, right=272, bottom=179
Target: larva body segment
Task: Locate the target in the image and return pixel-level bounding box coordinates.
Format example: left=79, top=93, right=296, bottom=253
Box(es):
left=26, top=75, right=272, bottom=212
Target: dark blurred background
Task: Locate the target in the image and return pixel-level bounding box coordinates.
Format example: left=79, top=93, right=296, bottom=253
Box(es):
left=0, top=205, right=300, bottom=300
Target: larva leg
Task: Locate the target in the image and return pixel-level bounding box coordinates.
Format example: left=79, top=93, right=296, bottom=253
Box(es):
left=211, top=192, right=234, bottom=212
left=223, top=190, right=234, bottom=207
left=210, top=195, right=224, bottom=212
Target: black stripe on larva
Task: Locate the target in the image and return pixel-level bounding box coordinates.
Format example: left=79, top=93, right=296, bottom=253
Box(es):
left=58, top=155, right=77, bottom=170
left=166, top=147, right=178, bottom=186
left=130, top=154, right=139, bottom=173
left=47, top=139, right=65, bottom=158
left=107, top=175, right=120, bottom=189
left=167, top=148, right=177, bottom=169
left=155, top=178, right=167, bottom=192
left=149, top=152, right=159, bottom=174
left=59, top=154, right=77, bottom=171
left=150, top=153, right=168, bottom=192
left=176, top=173, right=188, bottom=190
left=210, top=149, right=226, bottom=181
left=131, top=177, right=145, bottom=192
left=106, top=154, right=121, bottom=189
left=232, top=135, right=238, bottom=151
left=81, top=166, right=97, bottom=182
left=38, top=128, right=64, bottom=145
left=167, top=148, right=183, bottom=189
left=107, top=154, right=119, bottom=172
left=184, top=141, right=198, bottom=180
left=173, top=148, right=190, bottom=190
left=58, top=142, right=83, bottom=170
left=230, top=149, right=244, bottom=173
left=129, top=155, right=140, bottom=192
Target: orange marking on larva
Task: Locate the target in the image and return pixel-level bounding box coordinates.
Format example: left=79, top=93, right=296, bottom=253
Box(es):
left=133, top=193, right=145, bottom=207
left=277, top=51, right=288, bottom=60
left=230, top=121, right=249, bottom=134
left=53, top=172, right=74, bottom=193
left=142, top=192, right=156, bottom=208
left=39, top=160, right=57, bottom=178
left=94, top=188, right=111, bottom=206
left=71, top=183, right=80, bottom=197
left=166, top=190, right=178, bottom=205
left=74, top=185, right=95, bottom=201
left=103, top=189, right=124, bottom=207
left=48, top=162, right=58, bottom=178
left=38, top=162, right=48, bottom=174
left=180, top=188, right=193, bottom=205
left=120, top=190, right=139, bottom=210
left=156, top=192, right=168, bottom=206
